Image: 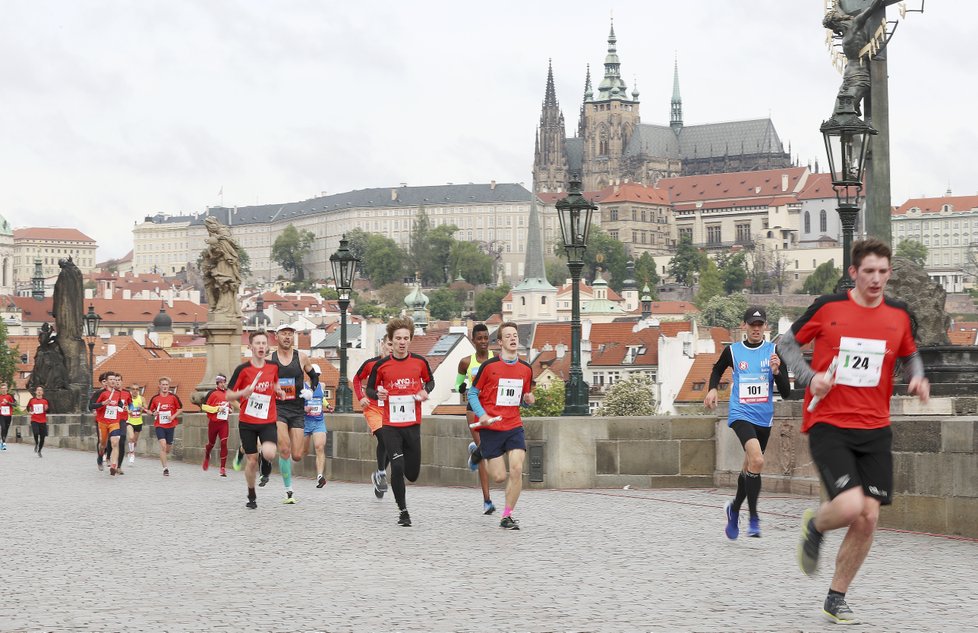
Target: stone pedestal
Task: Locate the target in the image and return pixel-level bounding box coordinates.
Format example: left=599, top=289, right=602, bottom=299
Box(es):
left=192, top=320, right=242, bottom=404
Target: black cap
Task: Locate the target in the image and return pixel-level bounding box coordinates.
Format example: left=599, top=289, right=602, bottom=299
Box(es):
left=743, top=307, right=767, bottom=324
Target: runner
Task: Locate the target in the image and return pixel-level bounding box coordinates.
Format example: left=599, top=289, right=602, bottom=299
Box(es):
left=89, top=372, right=109, bottom=470
left=91, top=375, right=126, bottom=475
left=458, top=323, right=496, bottom=514
left=0, top=382, right=14, bottom=451
left=366, top=317, right=434, bottom=527
left=704, top=306, right=792, bottom=539
left=779, top=238, right=929, bottom=626
left=353, top=336, right=392, bottom=498
left=270, top=323, right=319, bottom=504
left=201, top=374, right=231, bottom=477
left=27, top=386, right=50, bottom=458
left=112, top=373, right=133, bottom=468
left=465, top=322, right=534, bottom=530
left=126, top=382, right=145, bottom=465
left=301, top=367, right=328, bottom=488
left=227, top=331, right=286, bottom=509
left=148, top=377, right=183, bottom=477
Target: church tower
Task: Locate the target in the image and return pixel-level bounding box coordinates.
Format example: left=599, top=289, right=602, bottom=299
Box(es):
left=532, top=60, right=569, bottom=193
left=510, top=197, right=556, bottom=323
left=581, top=20, right=640, bottom=192
left=670, top=56, right=683, bottom=134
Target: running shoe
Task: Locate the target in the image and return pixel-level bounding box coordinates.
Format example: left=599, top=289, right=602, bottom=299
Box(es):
left=378, top=472, right=388, bottom=494
left=258, top=475, right=269, bottom=487
left=798, top=508, right=823, bottom=576
left=499, top=516, right=520, bottom=530
left=466, top=442, right=481, bottom=471
left=724, top=501, right=739, bottom=540
left=97, top=455, right=104, bottom=471
left=483, top=500, right=496, bottom=515
left=220, top=467, right=227, bottom=477
left=823, top=594, right=859, bottom=625
left=128, top=453, right=134, bottom=465
left=747, top=515, right=761, bottom=538
left=37, top=450, right=42, bottom=458
left=1, top=442, right=6, bottom=450
left=398, top=510, right=412, bottom=527
left=246, top=499, right=258, bottom=509
left=110, top=465, right=117, bottom=476
left=283, top=490, right=296, bottom=505
left=371, top=470, right=384, bottom=498
left=202, top=453, right=210, bottom=471
left=34, top=445, right=37, bottom=453
left=317, top=474, right=327, bottom=489
left=163, top=468, right=170, bottom=477
left=232, top=448, right=244, bottom=471
left=116, top=468, right=124, bottom=475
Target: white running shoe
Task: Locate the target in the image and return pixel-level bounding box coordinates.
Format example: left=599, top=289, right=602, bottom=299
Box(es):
left=128, top=453, right=135, bottom=465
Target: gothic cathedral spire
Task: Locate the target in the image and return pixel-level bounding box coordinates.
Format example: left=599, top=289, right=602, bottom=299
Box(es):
left=532, top=59, right=568, bottom=194
left=670, top=54, right=683, bottom=134
left=578, top=64, right=592, bottom=138
left=596, top=20, right=628, bottom=101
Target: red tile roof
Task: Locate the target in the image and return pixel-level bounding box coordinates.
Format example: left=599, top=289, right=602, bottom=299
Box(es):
left=950, top=321, right=978, bottom=332
left=673, top=195, right=798, bottom=212
left=660, top=167, right=808, bottom=204
left=893, top=195, right=978, bottom=215
left=948, top=330, right=976, bottom=346
left=674, top=351, right=727, bottom=403
left=797, top=172, right=836, bottom=201
left=95, top=339, right=207, bottom=404
left=593, top=182, right=670, bottom=205
left=13, top=227, right=96, bottom=242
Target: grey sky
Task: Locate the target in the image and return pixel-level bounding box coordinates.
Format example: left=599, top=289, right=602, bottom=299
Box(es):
left=1, top=1, right=971, bottom=261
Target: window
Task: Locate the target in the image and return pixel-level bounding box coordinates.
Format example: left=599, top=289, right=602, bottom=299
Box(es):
left=820, top=209, right=827, bottom=233
left=804, top=211, right=811, bottom=233
left=736, top=223, right=751, bottom=243
left=609, top=207, right=619, bottom=221
left=706, top=225, right=721, bottom=244
left=609, top=230, right=619, bottom=240
left=679, top=227, right=692, bottom=242
left=632, top=231, right=638, bottom=243
left=541, top=297, right=547, bottom=305
left=692, top=381, right=705, bottom=391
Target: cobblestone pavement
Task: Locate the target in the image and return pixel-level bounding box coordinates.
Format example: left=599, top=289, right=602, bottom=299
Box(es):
left=1, top=444, right=976, bottom=632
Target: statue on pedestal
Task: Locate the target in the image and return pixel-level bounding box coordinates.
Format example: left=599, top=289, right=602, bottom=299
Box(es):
left=201, top=216, right=242, bottom=320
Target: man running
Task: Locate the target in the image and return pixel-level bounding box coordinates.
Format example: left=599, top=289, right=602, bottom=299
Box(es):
left=92, top=375, right=127, bottom=475
left=0, top=382, right=14, bottom=451
left=227, top=331, right=286, bottom=509
left=201, top=374, right=231, bottom=477
left=126, top=382, right=145, bottom=464
left=270, top=323, right=319, bottom=504
left=353, top=336, right=392, bottom=498
left=89, top=372, right=109, bottom=470
left=366, top=317, right=434, bottom=527
left=779, top=238, right=929, bottom=625
left=705, top=306, right=792, bottom=539
left=148, top=377, right=183, bottom=477
left=302, top=367, right=328, bottom=488
left=458, top=323, right=496, bottom=515
left=27, top=386, right=50, bottom=458
left=465, top=322, right=535, bottom=530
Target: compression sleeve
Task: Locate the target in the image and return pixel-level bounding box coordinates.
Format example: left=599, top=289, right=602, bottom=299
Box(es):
left=774, top=352, right=793, bottom=399
left=467, top=385, right=487, bottom=418
left=900, top=351, right=925, bottom=381
left=708, top=346, right=734, bottom=391
left=777, top=329, right=816, bottom=387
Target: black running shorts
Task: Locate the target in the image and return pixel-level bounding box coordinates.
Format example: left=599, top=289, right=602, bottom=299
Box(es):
left=276, top=408, right=305, bottom=430
left=239, top=422, right=277, bottom=454
left=730, top=420, right=772, bottom=452
left=808, top=422, right=893, bottom=506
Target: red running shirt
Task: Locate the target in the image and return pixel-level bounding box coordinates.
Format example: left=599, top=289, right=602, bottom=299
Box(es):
left=95, top=389, right=127, bottom=425
left=790, top=292, right=917, bottom=432
left=0, top=394, right=15, bottom=417
left=472, top=357, right=534, bottom=432
left=366, top=354, right=434, bottom=427
left=148, top=393, right=183, bottom=428
left=204, top=388, right=231, bottom=423
left=353, top=355, right=385, bottom=416
left=228, top=361, right=280, bottom=425
left=27, top=398, right=49, bottom=423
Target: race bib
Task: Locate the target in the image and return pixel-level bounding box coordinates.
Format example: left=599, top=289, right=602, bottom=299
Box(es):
left=217, top=405, right=229, bottom=421
left=495, top=378, right=524, bottom=407
left=278, top=377, right=296, bottom=400
left=738, top=375, right=770, bottom=404
left=32, top=403, right=44, bottom=415
left=388, top=395, right=416, bottom=424
left=159, top=410, right=172, bottom=425
left=104, top=405, right=118, bottom=420
left=245, top=393, right=271, bottom=419
left=835, top=337, right=885, bottom=388
left=0, top=406, right=10, bottom=416
left=309, top=398, right=323, bottom=416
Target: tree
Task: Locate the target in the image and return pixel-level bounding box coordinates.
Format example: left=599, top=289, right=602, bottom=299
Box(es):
left=699, top=294, right=749, bottom=330
left=271, top=224, right=315, bottom=281
left=0, top=321, right=17, bottom=387
left=522, top=380, right=565, bottom=417
left=802, top=260, right=841, bottom=295
left=362, top=234, right=407, bottom=287
left=450, top=240, right=493, bottom=285
left=633, top=252, right=661, bottom=295
left=545, top=256, right=569, bottom=287
left=668, top=235, right=708, bottom=286
left=428, top=287, right=463, bottom=321
left=376, top=282, right=409, bottom=308
left=717, top=251, right=748, bottom=294
left=597, top=373, right=657, bottom=416
left=551, top=226, right=629, bottom=290
left=473, top=284, right=510, bottom=320
left=895, top=239, right=928, bottom=267
left=427, top=224, right=458, bottom=284
left=694, top=258, right=723, bottom=308
left=765, top=302, right=784, bottom=336
left=746, top=241, right=790, bottom=295
left=345, top=228, right=370, bottom=264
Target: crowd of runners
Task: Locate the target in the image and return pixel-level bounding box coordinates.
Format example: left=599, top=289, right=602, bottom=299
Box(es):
left=0, top=238, right=931, bottom=625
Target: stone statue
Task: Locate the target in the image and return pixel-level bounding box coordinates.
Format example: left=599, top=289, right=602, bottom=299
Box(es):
left=886, top=256, right=950, bottom=346
left=201, top=216, right=242, bottom=320
left=27, top=323, right=69, bottom=392
left=823, top=0, right=899, bottom=116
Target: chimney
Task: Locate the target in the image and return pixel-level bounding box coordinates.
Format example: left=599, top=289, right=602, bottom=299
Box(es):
left=106, top=344, right=116, bottom=357
left=391, top=189, right=398, bottom=201
left=123, top=289, right=131, bottom=300
left=103, top=287, right=112, bottom=300
left=781, top=174, right=789, bottom=192
left=555, top=343, right=567, bottom=359
left=133, top=330, right=146, bottom=345
left=490, top=180, right=496, bottom=190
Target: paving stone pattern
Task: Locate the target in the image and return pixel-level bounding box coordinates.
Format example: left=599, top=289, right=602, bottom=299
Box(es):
left=1, top=444, right=976, bottom=632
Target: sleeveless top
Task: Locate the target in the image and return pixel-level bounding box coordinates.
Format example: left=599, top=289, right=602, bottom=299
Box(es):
left=465, top=351, right=494, bottom=388
left=728, top=341, right=776, bottom=428
left=272, top=350, right=305, bottom=413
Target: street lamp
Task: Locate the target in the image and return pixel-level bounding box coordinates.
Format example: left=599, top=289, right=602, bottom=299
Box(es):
left=83, top=304, right=102, bottom=404
left=555, top=175, right=595, bottom=416
left=329, top=235, right=360, bottom=413
left=821, top=94, right=877, bottom=289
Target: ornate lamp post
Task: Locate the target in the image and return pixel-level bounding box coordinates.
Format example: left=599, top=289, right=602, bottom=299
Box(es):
left=555, top=176, right=595, bottom=416
left=329, top=235, right=360, bottom=413
left=83, top=304, right=102, bottom=402
left=821, top=94, right=877, bottom=289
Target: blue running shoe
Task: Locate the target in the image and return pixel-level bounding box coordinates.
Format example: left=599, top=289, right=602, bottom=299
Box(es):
left=747, top=515, right=761, bottom=537
left=466, top=442, right=479, bottom=472
left=724, top=501, right=739, bottom=540
left=483, top=500, right=496, bottom=515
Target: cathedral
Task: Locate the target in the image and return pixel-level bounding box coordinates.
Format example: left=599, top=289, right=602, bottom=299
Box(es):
left=532, top=22, right=792, bottom=193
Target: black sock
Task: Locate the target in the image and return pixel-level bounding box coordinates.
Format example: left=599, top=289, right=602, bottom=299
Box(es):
left=376, top=441, right=387, bottom=471
left=828, top=589, right=845, bottom=600
left=259, top=455, right=272, bottom=477
left=471, top=447, right=483, bottom=464
left=745, top=471, right=761, bottom=517
left=38, top=435, right=45, bottom=452
left=731, top=471, right=747, bottom=513
left=248, top=487, right=256, bottom=501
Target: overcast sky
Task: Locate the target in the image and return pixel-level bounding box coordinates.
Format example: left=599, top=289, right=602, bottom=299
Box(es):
left=1, top=0, right=972, bottom=260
